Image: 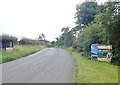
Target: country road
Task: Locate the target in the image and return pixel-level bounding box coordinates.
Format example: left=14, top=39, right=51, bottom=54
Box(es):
left=2, top=48, right=75, bottom=83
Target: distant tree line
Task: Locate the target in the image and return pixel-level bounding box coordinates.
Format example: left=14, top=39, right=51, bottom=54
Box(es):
left=1, top=34, right=45, bottom=45
left=55, top=1, right=120, bottom=65
left=1, top=34, right=18, bottom=44
left=19, top=37, right=41, bottom=45
left=55, top=27, right=74, bottom=47
left=1, top=34, right=53, bottom=48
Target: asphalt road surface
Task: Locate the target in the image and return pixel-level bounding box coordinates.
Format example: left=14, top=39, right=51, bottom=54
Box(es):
left=2, top=48, right=75, bottom=83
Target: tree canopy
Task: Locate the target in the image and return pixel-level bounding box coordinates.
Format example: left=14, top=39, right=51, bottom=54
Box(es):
left=75, top=2, right=97, bottom=29
left=55, top=1, right=120, bottom=65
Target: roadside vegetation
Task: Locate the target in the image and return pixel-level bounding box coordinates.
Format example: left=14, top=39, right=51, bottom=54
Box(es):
left=1, top=1, right=119, bottom=83
left=0, top=34, right=50, bottom=63
left=55, top=2, right=120, bottom=66
left=54, top=1, right=119, bottom=83
left=0, top=51, right=2, bottom=63
left=64, top=48, right=118, bottom=83
left=1, top=45, right=45, bottom=63
left=72, top=51, right=118, bottom=83
left=0, top=33, right=55, bottom=63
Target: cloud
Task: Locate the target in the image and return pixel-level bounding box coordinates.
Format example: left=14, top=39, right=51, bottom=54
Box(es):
left=0, top=0, right=81, bottom=41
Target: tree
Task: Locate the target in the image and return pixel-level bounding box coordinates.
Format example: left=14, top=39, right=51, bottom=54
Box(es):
left=19, top=37, right=41, bottom=45
left=38, top=33, right=45, bottom=41
left=93, top=2, right=120, bottom=65
left=55, top=27, right=74, bottom=47
left=1, top=34, right=18, bottom=44
left=41, top=33, right=45, bottom=40
left=75, top=2, right=97, bottom=31
left=73, top=2, right=120, bottom=65
left=51, top=41, right=55, bottom=47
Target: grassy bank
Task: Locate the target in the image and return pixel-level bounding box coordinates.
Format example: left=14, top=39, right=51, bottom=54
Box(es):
left=71, top=51, right=118, bottom=83
left=0, top=51, right=2, bottom=63
left=1, top=45, right=45, bottom=63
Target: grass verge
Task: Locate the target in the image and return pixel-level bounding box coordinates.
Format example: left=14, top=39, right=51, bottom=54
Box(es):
left=71, top=52, right=118, bottom=83
left=1, top=45, right=45, bottom=63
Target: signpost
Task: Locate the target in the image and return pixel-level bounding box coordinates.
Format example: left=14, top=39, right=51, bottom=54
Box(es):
left=91, top=44, right=112, bottom=62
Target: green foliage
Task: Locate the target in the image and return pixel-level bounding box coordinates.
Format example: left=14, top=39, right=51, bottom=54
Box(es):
left=1, top=45, right=44, bottom=63
left=51, top=41, right=55, bottom=47
left=38, top=33, right=45, bottom=41
left=37, top=33, right=52, bottom=47
left=55, top=27, right=74, bottom=47
left=54, top=2, right=119, bottom=65
left=72, top=2, right=120, bottom=65
left=44, top=40, right=52, bottom=47
left=75, top=2, right=97, bottom=28
left=1, top=34, right=18, bottom=44
left=72, top=52, right=118, bottom=83
left=94, top=2, right=120, bottom=65
left=73, top=23, right=102, bottom=55
left=19, top=37, right=41, bottom=45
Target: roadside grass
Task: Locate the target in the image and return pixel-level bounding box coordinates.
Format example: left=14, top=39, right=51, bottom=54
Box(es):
left=1, top=45, right=45, bottom=63
left=0, top=50, right=2, bottom=63
left=71, top=52, right=118, bottom=83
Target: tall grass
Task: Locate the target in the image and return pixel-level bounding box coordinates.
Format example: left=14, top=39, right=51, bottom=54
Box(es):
left=72, top=52, right=118, bottom=83
left=1, top=45, right=45, bottom=63
left=0, top=51, right=2, bottom=63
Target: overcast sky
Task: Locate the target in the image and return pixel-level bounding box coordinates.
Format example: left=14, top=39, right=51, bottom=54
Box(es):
left=0, top=0, right=107, bottom=41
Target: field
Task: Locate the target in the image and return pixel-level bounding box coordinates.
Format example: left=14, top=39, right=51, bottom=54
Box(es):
left=1, top=45, right=45, bottom=63
left=72, top=52, right=118, bottom=83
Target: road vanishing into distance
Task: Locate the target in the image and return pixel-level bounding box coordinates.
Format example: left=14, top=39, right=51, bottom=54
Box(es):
left=2, top=48, right=75, bottom=83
